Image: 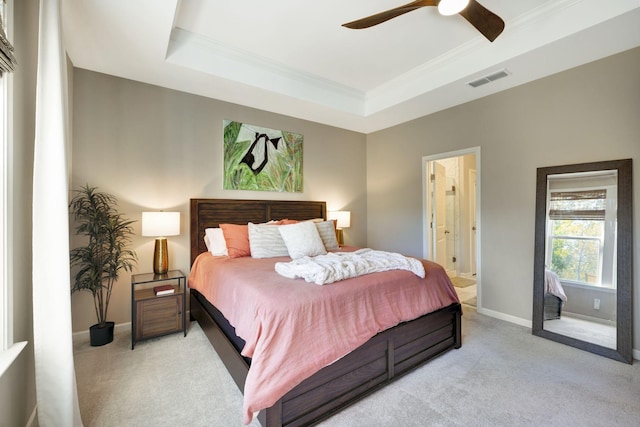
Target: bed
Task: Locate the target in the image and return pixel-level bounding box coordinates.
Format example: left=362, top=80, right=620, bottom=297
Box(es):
left=188, top=198, right=462, bottom=427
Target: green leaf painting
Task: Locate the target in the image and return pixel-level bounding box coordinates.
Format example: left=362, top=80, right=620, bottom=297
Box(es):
left=224, top=120, right=303, bottom=192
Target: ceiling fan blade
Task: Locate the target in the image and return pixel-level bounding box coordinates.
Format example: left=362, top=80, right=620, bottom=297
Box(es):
left=342, top=0, right=438, bottom=29
left=458, top=0, right=505, bottom=42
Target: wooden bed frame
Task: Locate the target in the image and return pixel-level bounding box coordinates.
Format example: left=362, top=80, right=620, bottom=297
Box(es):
left=189, top=198, right=462, bottom=427
left=544, top=293, right=562, bottom=320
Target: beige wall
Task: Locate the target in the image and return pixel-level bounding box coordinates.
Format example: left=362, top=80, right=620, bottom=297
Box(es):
left=70, top=70, right=368, bottom=332
left=0, top=0, right=38, bottom=425
left=366, top=47, right=640, bottom=347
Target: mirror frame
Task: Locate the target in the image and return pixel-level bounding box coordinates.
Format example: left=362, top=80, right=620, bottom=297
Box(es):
left=532, top=159, right=633, bottom=364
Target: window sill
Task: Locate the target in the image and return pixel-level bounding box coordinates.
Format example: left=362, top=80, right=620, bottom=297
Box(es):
left=561, top=281, right=616, bottom=293
left=0, top=341, right=28, bottom=378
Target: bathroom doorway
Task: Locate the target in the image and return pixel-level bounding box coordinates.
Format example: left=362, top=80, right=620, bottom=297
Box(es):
left=423, top=147, right=480, bottom=308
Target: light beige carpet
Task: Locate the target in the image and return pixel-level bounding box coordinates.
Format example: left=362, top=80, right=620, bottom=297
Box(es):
left=74, top=308, right=640, bottom=426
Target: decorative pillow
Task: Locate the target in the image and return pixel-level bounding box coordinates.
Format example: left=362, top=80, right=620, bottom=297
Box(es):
left=219, top=223, right=250, bottom=258
left=315, top=220, right=339, bottom=251
left=204, top=228, right=228, bottom=256
left=248, top=222, right=290, bottom=258
left=279, top=221, right=327, bottom=259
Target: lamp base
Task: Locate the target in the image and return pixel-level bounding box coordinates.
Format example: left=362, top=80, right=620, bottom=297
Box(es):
left=153, top=237, right=169, bottom=275
left=336, top=228, right=344, bottom=246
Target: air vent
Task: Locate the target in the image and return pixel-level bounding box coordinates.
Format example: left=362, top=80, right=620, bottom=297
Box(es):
left=468, top=69, right=511, bottom=88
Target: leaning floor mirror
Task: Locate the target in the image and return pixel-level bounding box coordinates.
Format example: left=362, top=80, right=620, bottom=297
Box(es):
left=532, top=159, right=633, bottom=364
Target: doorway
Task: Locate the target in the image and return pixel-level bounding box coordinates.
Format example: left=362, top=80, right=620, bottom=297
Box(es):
left=423, top=147, right=480, bottom=308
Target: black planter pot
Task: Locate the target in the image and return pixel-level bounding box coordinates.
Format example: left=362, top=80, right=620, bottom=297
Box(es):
left=89, top=321, right=115, bottom=346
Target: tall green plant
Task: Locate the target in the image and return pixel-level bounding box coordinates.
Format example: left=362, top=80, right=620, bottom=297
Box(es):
left=69, top=185, right=137, bottom=327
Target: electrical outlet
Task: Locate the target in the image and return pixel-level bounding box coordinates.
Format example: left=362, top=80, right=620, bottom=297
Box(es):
left=594, top=298, right=600, bottom=310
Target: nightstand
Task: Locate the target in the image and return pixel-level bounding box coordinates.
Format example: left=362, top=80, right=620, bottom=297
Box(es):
left=131, top=270, right=187, bottom=349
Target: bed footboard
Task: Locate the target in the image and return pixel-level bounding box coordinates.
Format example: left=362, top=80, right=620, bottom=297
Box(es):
left=543, top=293, right=562, bottom=320
left=192, top=290, right=462, bottom=427
left=270, top=303, right=461, bottom=426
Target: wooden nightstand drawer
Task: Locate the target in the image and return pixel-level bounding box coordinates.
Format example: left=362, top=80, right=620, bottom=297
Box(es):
left=135, top=294, right=183, bottom=340
left=131, top=270, right=187, bottom=349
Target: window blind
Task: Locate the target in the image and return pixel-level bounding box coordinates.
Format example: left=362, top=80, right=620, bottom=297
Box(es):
left=548, top=189, right=606, bottom=220
left=0, top=10, right=16, bottom=75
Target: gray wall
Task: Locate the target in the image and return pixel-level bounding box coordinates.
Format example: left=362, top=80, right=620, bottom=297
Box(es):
left=0, top=0, right=38, bottom=425
left=71, top=48, right=639, bottom=350
left=563, top=285, right=616, bottom=322
left=366, top=48, right=640, bottom=349
left=71, top=70, right=368, bottom=332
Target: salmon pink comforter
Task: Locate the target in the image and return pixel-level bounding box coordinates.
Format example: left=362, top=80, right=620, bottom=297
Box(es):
left=188, top=248, right=460, bottom=424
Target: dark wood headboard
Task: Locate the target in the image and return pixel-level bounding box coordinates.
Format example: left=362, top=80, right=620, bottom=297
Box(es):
left=190, top=198, right=327, bottom=265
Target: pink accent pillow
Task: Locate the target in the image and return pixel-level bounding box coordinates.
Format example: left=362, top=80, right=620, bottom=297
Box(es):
left=219, top=223, right=250, bottom=258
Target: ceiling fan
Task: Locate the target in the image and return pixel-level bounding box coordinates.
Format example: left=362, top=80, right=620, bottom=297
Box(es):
left=342, top=0, right=505, bottom=42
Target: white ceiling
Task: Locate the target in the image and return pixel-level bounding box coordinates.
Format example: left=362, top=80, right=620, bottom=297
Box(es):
left=62, top=0, right=640, bottom=134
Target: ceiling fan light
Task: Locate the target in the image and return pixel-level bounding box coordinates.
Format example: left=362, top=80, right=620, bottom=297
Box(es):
left=438, top=0, right=470, bottom=16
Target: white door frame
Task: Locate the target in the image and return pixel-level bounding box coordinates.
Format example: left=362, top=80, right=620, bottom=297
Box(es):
left=469, top=169, right=477, bottom=276
left=422, top=147, right=481, bottom=308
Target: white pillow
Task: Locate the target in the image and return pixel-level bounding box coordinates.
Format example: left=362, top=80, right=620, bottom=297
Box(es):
left=315, top=220, right=339, bottom=251
left=279, top=221, right=327, bottom=259
left=204, top=228, right=228, bottom=256
left=248, top=222, right=290, bottom=258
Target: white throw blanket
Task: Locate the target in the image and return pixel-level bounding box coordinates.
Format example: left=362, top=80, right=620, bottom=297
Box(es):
left=275, top=248, right=425, bottom=285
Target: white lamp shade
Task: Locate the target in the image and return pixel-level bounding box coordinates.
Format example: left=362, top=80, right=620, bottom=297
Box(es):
left=328, top=211, right=351, bottom=229
left=438, top=0, right=469, bottom=15
left=141, top=212, right=180, bottom=237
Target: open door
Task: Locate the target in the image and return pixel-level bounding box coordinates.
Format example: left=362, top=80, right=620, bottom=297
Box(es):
left=470, top=169, right=477, bottom=276
left=433, top=162, right=447, bottom=268
left=424, top=148, right=480, bottom=308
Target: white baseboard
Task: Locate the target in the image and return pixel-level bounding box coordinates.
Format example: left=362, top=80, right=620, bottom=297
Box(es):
left=477, top=308, right=638, bottom=361
left=26, top=405, right=37, bottom=427
left=72, top=322, right=131, bottom=344
left=477, top=306, right=532, bottom=329
left=72, top=311, right=192, bottom=344
left=562, top=311, right=616, bottom=327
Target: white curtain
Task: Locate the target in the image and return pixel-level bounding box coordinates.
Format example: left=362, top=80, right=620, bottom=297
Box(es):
left=32, top=0, right=83, bottom=425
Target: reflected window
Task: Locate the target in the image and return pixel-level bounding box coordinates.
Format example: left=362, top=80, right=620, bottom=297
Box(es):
left=546, top=173, right=617, bottom=289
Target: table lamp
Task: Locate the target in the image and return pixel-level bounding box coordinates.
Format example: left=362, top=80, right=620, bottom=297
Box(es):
left=328, top=211, right=351, bottom=246
left=142, top=211, right=180, bottom=274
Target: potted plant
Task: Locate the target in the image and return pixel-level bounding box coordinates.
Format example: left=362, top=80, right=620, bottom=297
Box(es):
left=69, top=184, right=138, bottom=346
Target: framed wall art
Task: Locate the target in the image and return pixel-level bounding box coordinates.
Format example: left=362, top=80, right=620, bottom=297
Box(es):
left=223, top=120, right=303, bottom=192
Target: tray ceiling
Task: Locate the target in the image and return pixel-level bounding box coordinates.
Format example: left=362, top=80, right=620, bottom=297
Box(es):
left=62, top=0, right=640, bottom=133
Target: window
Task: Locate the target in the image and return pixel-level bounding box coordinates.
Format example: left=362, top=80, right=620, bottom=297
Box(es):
left=0, top=0, right=27, bottom=376
left=0, top=0, right=23, bottom=376
left=0, top=0, right=8, bottom=353
left=546, top=172, right=617, bottom=289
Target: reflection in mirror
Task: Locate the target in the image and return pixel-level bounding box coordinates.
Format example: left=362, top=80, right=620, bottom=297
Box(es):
left=543, top=170, right=617, bottom=349
left=533, top=159, right=632, bottom=364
